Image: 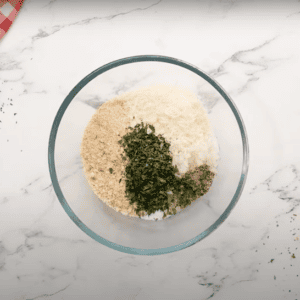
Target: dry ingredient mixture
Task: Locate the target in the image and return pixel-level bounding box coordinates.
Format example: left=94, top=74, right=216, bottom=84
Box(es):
left=80, top=84, right=219, bottom=220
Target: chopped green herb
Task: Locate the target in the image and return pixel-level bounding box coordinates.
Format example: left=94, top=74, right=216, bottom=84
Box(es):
left=109, top=168, right=113, bottom=174
left=149, top=124, right=155, bottom=132
left=118, top=122, right=215, bottom=218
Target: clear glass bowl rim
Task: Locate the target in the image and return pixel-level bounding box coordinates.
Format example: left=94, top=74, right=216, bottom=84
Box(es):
left=48, top=54, right=249, bottom=256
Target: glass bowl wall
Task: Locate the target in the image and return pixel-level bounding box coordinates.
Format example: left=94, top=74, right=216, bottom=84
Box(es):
left=48, top=55, right=249, bottom=255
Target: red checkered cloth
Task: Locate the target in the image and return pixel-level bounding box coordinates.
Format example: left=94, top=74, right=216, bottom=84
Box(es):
left=0, top=0, right=24, bottom=40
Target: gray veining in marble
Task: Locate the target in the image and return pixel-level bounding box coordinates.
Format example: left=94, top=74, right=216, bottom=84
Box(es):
left=1, top=0, right=300, bottom=299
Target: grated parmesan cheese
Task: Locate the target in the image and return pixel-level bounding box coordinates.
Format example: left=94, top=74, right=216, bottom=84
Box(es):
left=115, top=84, right=219, bottom=176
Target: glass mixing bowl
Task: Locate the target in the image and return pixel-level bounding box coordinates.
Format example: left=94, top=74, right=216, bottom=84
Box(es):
left=48, top=55, right=249, bottom=255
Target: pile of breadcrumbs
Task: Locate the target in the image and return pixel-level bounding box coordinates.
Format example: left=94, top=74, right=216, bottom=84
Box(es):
left=80, top=98, right=139, bottom=217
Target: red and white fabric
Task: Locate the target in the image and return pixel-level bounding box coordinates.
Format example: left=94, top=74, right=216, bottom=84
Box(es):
left=0, top=0, right=24, bottom=40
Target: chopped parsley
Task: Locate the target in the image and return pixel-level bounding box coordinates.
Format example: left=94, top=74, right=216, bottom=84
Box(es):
left=118, top=122, right=215, bottom=218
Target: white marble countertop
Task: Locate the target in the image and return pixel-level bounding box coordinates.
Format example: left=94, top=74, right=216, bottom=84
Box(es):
left=1, top=0, right=300, bottom=299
